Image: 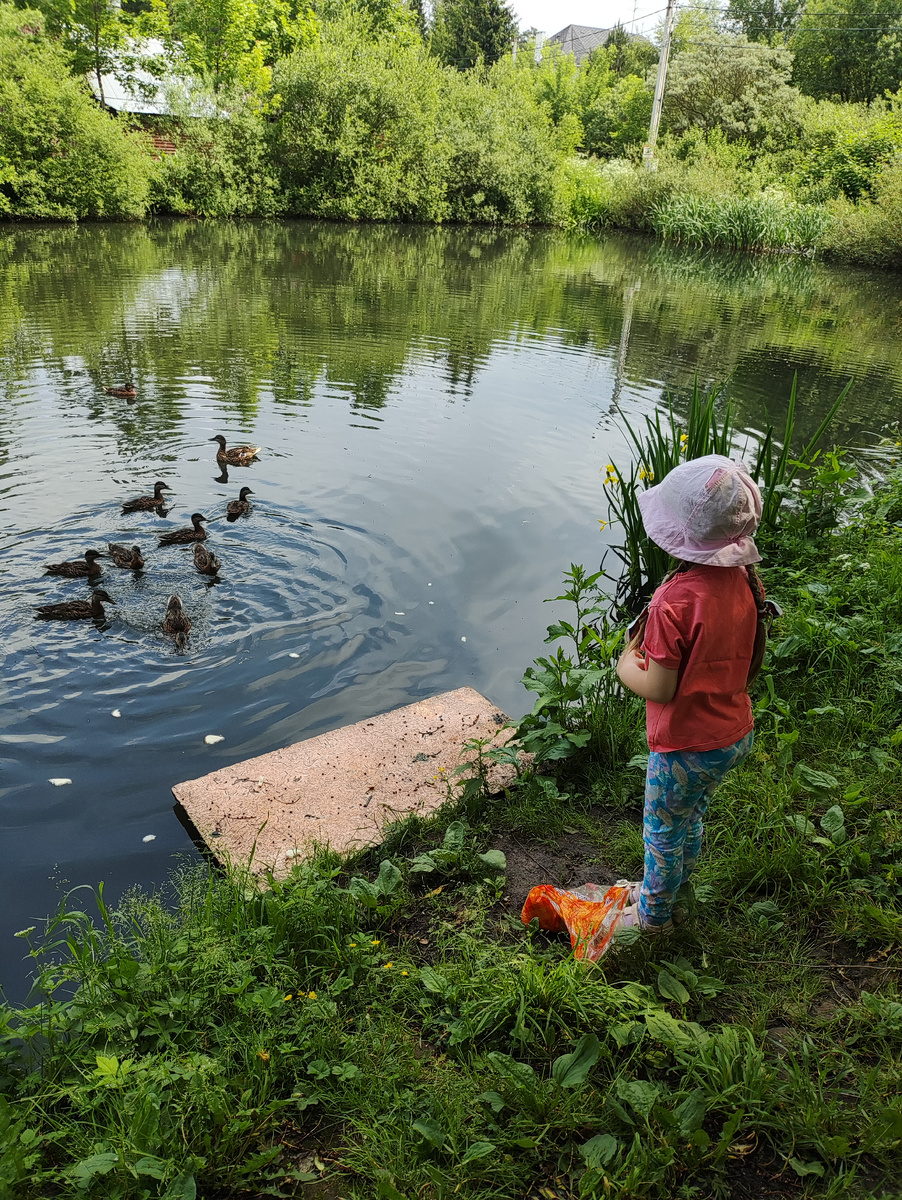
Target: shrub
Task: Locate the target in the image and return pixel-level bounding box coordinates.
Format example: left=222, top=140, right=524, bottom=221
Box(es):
left=149, top=85, right=282, bottom=218
left=0, top=2, right=152, bottom=220
left=822, top=158, right=902, bottom=266
left=270, top=17, right=450, bottom=221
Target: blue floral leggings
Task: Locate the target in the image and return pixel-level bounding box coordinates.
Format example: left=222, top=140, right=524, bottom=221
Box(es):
left=639, top=730, right=754, bottom=927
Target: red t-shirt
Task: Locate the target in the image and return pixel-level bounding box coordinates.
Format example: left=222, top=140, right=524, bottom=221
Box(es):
left=642, top=565, right=757, bottom=753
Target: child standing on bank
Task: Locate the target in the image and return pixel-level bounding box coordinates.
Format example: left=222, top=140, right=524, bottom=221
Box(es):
left=616, top=454, right=768, bottom=933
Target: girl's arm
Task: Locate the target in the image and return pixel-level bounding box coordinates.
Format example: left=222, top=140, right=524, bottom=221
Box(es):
left=617, top=646, right=678, bottom=704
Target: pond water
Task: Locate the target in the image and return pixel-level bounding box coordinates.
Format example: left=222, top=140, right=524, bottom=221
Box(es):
left=2, top=219, right=901, bottom=1001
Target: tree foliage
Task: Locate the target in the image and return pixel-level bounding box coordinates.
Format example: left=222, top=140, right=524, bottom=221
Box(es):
left=725, top=0, right=803, bottom=44
left=790, top=0, right=902, bottom=103
left=429, top=0, right=516, bottom=70
left=0, top=2, right=151, bottom=218
left=664, top=31, right=801, bottom=142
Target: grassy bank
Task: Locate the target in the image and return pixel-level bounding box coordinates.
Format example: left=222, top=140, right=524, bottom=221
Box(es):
left=2, top=444, right=902, bottom=1198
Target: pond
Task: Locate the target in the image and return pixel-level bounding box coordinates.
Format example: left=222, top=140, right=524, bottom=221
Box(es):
left=2, top=219, right=901, bottom=1001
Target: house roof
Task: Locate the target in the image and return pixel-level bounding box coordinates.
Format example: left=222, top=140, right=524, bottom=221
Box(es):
left=547, top=24, right=613, bottom=62
left=87, top=39, right=171, bottom=115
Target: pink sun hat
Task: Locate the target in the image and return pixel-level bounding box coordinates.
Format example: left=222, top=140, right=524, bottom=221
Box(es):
left=637, top=454, right=763, bottom=567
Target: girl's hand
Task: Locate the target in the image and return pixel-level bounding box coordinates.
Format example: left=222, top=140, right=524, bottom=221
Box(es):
left=617, top=646, right=678, bottom=704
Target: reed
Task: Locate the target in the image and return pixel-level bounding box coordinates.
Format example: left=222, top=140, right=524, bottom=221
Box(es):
left=604, top=376, right=851, bottom=609
left=650, top=192, right=829, bottom=253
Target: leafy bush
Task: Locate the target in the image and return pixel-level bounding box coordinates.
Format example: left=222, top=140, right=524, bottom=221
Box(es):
left=148, top=85, right=282, bottom=217
left=0, top=2, right=152, bottom=220
left=271, top=17, right=450, bottom=221
left=822, top=158, right=902, bottom=266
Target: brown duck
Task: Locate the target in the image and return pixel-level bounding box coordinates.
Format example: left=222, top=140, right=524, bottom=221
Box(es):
left=105, top=386, right=136, bottom=399
left=193, top=543, right=221, bottom=576
left=122, top=482, right=172, bottom=513
left=34, top=589, right=116, bottom=621
left=226, top=486, right=254, bottom=517
left=162, top=594, right=191, bottom=646
left=107, top=543, right=144, bottom=570
left=158, top=513, right=208, bottom=546
left=210, top=435, right=259, bottom=466
left=44, top=550, right=103, bottom=578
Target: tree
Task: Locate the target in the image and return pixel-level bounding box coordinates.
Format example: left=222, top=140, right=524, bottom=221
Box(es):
left=30, top=0, right=129, bottom=104
left=663, top=30, right=801, bottom=142
left=603, top=23, right=657, bottom=77
left=725, top=0, right=803, bottom=44
left=429, top=0, right=516, bottom=70
left=791, top=0, right=902, bottom=102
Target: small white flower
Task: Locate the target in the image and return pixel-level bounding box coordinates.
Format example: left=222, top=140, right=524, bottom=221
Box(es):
left=14, top=927, right=35, bottom=938
left=204, top=734, right=225, bottom=745
left=860, top=562, right=871, bottom=571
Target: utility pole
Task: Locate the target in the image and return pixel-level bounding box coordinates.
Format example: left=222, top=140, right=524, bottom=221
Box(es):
left=643, top=0, right=677, bottom=170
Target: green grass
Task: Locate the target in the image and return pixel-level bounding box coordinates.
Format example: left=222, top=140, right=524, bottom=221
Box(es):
left=1, top=472, right=901, bottom=1200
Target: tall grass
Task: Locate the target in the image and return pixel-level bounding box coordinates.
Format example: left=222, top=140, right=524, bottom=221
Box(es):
left=650, top=192, right=830, bottom=253
left=604, top=376, right=851, bottom=609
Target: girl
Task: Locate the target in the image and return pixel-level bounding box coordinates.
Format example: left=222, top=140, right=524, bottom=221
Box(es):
left=615, top=454, right=769, bottom=933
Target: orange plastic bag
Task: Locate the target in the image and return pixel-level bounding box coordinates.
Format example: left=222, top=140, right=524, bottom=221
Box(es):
left=521, top=881, right=632, bottom=961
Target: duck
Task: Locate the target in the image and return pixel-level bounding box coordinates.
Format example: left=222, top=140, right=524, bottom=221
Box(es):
left=44, top=550, right=103, bottom=578
left=34, top=589, right=116, bottom=621
left=210, top=435, right=260, bottom=466
left=162, top=594, right=191, bottom=646
left=226, top=486, right=254, bottom=518
left=122, top=482, right=172, bottom=513
left=105, top=386, right=137, bottom=399
left=193, top=543, right=221, bottom=576
left=158, top=513, right=208, bottom=546
left=107, top=543, right=144, bottom=570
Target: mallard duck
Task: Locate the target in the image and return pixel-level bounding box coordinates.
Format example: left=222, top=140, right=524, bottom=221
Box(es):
left=193, top=543, right=221, bottom=576
left=226, top=486, right=254, bottom=518
left=107, top=543, right=144, bottom=570
left=44, top=550, right=103, bottom=578
left=158, top=513, right=208, bottom=546
left=105, top=386, right=136, bottom=399
left=34, top=589, right=116, bottom=621
left=162, top=594, right=191, bottom=646
left=122, top=482, right=172, bottom=513
left=210, top=435, right=260, bottom=466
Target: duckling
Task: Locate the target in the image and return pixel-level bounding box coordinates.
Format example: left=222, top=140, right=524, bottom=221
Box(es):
left=226, top=486, right=254, bottom=518
left=122, top=481, right=172, bottom=513
left=210, top=435, right=260, bottom=466
left=34, top=589, right=116, bottom=621
left=44, top=550, right=103, bottom=578
left=105, top=386, right=137, bottom=399
left=158, top=513, right=208, bottom=546
left=107, top=543, right=144, bottom=570
left=193, top=543, right=221, bottom=576
left=162, top=594, right=191, bottom=646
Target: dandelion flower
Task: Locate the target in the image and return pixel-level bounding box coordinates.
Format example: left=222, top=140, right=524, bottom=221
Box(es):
left=284, top=993, right=293, bottom=1001
left=307, top=990, right=317, bottom=1000
left=350, top=942, right=357, bottom=948
left=383, top=962, right=393, bottom=970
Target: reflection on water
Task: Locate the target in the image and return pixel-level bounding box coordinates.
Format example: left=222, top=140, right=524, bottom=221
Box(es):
left=1, top=219, right=900, bottom=999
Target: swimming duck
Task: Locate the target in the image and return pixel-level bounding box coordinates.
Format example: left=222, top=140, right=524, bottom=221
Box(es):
left=44, top=550, right=103, bottom=578
left=105, top=386, right=137, bottom=399
left=158, top=513, right=208, bottom=546
left=162, top=594, right=191, bottom=646
left=210, top=435, right=260, bottom=466
left=193, top=543, right=221, bottom=576
left=226, top=486, right=254, bottom=518
left=122, top=482, right=172, bottom=513
left=107, top=543, right=144, bottom=570
left=34, top=589, right=116, bottom=621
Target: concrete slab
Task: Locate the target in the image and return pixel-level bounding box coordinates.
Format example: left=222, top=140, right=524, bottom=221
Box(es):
left=172, top=687, right=519, bottom=877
